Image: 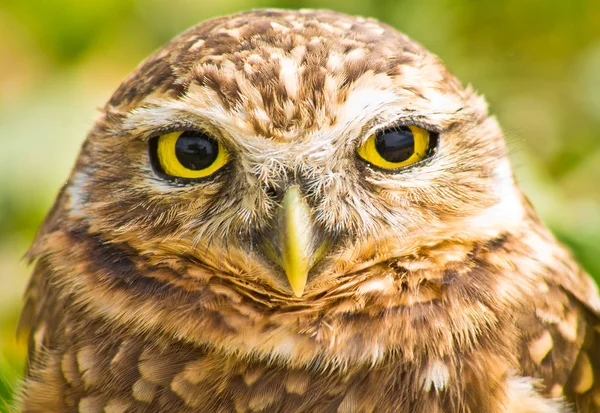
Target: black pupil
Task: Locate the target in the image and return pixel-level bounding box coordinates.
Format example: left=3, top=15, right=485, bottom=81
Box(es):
left=175, top=132, right=219, bottom=170
left=374, top=127, right=415, bottom=163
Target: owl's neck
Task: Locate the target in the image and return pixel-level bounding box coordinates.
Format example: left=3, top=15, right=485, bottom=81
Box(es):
left=33, top=209, right=570, bottom=371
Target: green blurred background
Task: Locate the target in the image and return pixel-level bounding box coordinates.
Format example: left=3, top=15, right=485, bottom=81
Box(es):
left=1, top=0, right=599, bottom=408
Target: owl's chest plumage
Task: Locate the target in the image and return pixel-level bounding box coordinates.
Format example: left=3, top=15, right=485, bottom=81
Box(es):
left=18, top=292, right=516, bottom=413
left=24, top=329, right=508, bottom=413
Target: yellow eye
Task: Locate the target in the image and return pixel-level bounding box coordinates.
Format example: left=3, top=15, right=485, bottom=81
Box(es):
left=152, top=131, right=229, bottom=179
left=357, top=125, right=431, bottom=170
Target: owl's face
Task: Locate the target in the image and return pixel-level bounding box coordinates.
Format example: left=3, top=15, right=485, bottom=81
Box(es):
left=51, top=9, right=526, bottom=364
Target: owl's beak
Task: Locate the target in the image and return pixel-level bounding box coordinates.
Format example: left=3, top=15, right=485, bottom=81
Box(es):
left=263, top=185, right=327, bottom=297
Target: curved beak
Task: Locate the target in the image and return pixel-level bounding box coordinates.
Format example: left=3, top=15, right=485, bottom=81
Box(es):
left=263, top=186, right=327, bottom=297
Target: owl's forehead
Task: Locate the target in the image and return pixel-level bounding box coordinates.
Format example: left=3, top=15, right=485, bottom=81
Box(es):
left=110, top=9, right=467, bottom=141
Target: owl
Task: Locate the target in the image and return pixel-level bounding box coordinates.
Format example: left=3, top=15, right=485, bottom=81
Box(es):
left=17, top=8, right=600, bottom=413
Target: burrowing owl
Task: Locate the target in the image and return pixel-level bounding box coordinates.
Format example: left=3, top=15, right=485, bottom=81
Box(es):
left=18, top=9, right=600, bottom=413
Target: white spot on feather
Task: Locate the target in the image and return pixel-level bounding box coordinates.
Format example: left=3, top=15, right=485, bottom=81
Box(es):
left=356, top=275, right=395, bottom=295
left=503, top=377, right=567, bottom=412
left=271, top=336, right=297, bottom=359
left=326, top=52, right=344, bottom=72
left=67, top=171, right=88, bottom=217
left=269, top=21, right=289, bottom=33
left=189, top=38, right=205, bottom=51
left=420, top=359, right=449, bottom=392
left=528, top=330, right=553, bottom=365
left=369, top=343, right=385, bottom=365
left=345, top=48, right=366, bottom=61
left=279, top=57, right=299, bottom=99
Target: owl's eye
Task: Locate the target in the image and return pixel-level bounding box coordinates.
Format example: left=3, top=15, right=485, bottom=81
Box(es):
left=357, top=125, right=432, bottom=170
left=151, top=131, right=229, bottom=179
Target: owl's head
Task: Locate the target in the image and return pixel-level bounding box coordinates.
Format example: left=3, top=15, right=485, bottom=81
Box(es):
left=37, top=9, right=527, bottom=365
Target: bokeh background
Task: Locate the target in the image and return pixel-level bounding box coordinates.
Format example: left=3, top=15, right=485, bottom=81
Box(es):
left=1, top=0, right=600, bottom=408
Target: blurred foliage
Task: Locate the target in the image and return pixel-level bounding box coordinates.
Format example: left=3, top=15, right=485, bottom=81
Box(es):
left=1, top=0, right=599, bottom=408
